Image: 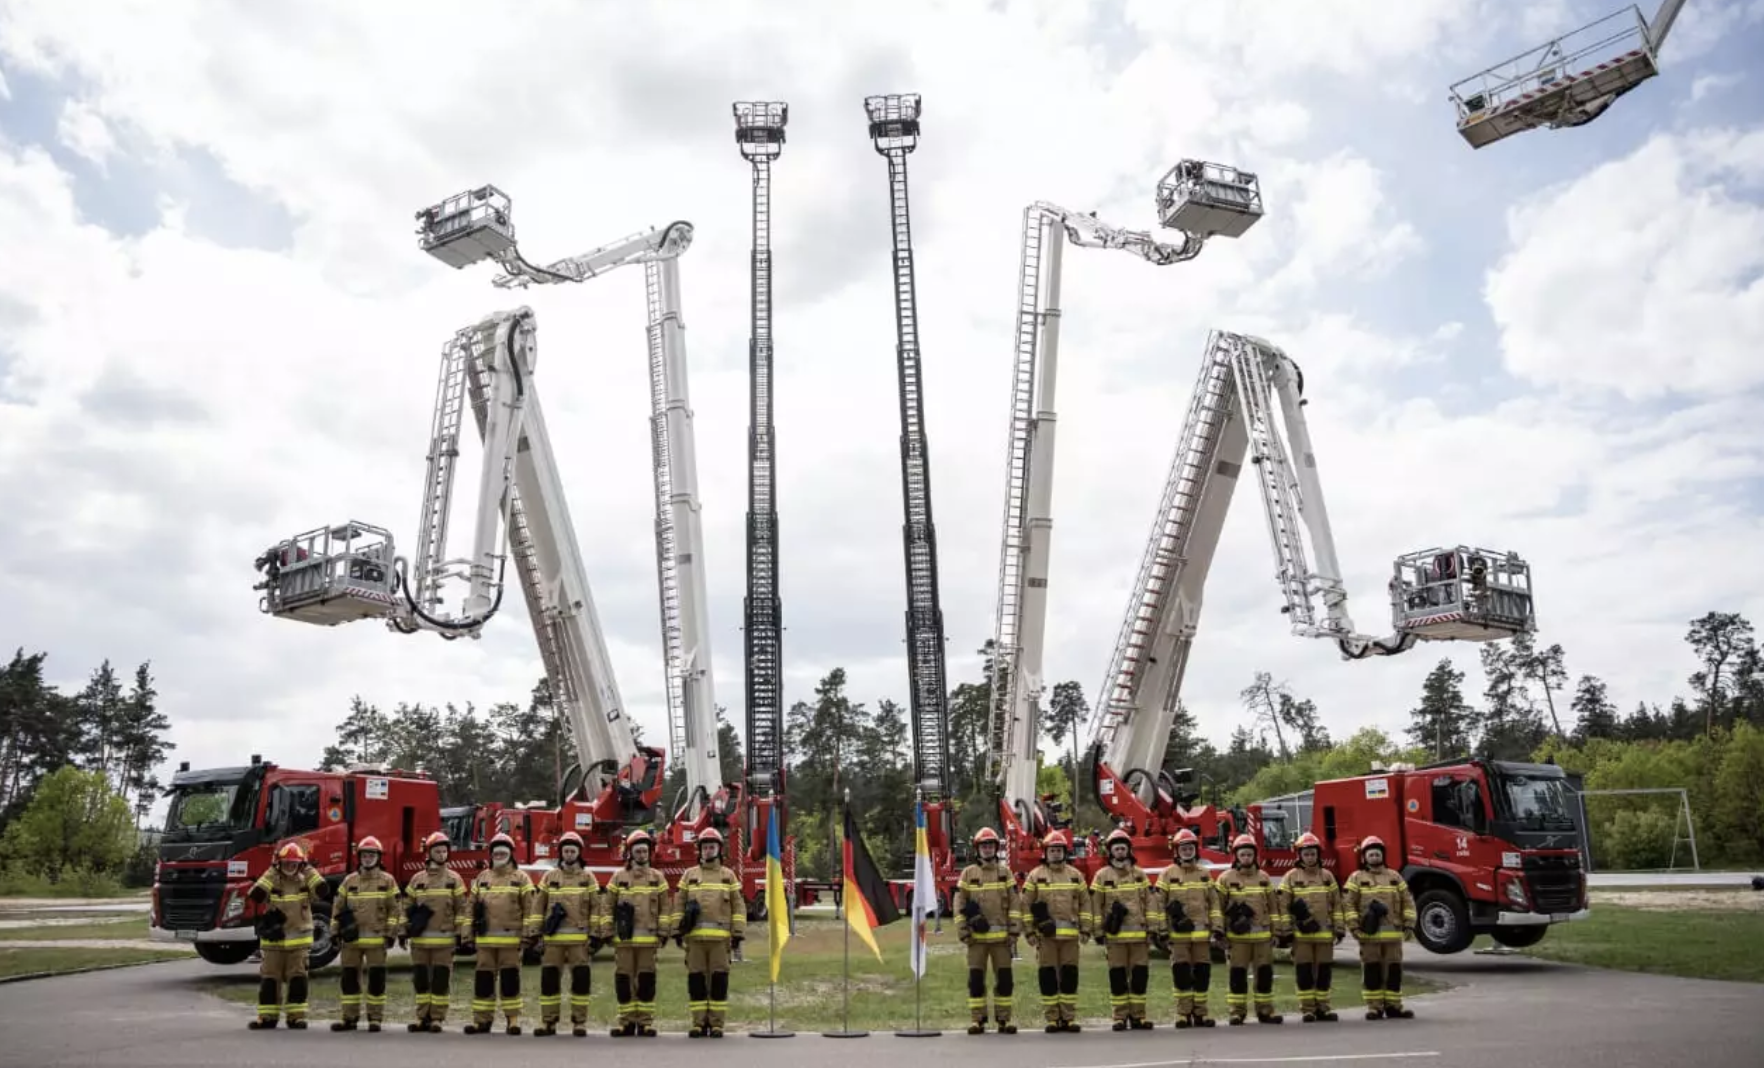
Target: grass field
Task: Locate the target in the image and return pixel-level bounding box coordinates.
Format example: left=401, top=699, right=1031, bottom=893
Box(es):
left=0, top=914, right=148, bottom=941
left=203, top=918, right=1438, bottom=1030
left=0, top=946, right=190, bottom=980
left=1510, top=905, right=1764, bottom=983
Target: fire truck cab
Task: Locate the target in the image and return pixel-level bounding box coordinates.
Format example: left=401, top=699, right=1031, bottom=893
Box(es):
left=1250, top=758, right=1588, bottom=954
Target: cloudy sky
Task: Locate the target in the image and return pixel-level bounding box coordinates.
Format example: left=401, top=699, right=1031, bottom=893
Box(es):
left=2, top=0, right=1761, bottom=792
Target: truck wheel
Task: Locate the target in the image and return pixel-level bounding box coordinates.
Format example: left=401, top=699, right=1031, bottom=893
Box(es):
left=748, top=896, right=768, bottom=923
left=306, top=902, right=341, bottom=970
left=1489, top=925, right=1548, bottom=949
left=195, top=941, right=257, bottom=966
left=1414, top=889, right=1473, bottom=955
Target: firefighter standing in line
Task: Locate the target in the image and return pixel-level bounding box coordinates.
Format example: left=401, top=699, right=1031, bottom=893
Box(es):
left=606, top=829, right=671, bottom=1037
left=1091, top=828, right=1158, bottom=1031
left=1019, top=829, right=1092, bottom=1032
left=1276, top=831, right=1345, bottom=1023
left=330, top=836, right=402, bottom=1032
left=529, top=830, right=601, bottom=1037
left=1343, top=835, right=1417, bottom=1020
left=402, top=831, right=470, bottom=1033
left=676, top=827, right=745, bottom=1037
left=245, top=841, right=329, bottom=1030
left=1154, top=829, right=1222, bottom=1029
left=1215, top=833, right=1284, bottom=1025
left=952, top=826, right=1021, bottom=1034
left=465, top=832, right=537, bottom=1034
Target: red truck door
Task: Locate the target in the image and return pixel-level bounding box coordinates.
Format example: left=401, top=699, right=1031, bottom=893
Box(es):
left=1410, top=770, right=1488, bottom=876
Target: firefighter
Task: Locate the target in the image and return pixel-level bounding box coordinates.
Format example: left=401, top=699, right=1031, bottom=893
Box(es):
left=529, top=830, right=601, bottom=1037
left=244, top=841, right=329, bottom=1030
left=331, top=836, right=402, bottom=1032
left=1216, top=832, right=1283, bottom=1025
left=952, top=826, right=1020, bottom=1034
left=402, top=830, right=470, bottom=1033
left=1154, top=829, right=1221, bottom=1029
left=676, top=827, right=745, bottom=1037
left=605, top=829, right=671, bottom=1037
left=1276, top=831, right=1345, bottom=1023
left=1343, top=835, right=1417, bottom=1020
left=1019, top=829, right=1091, bottom=1032
left=1091, top=828, right=1157, bottom=1030
left=464, top=832, right=537, bottom=1034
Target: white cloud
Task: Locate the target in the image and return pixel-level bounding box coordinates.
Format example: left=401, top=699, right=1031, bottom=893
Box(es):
left=54, top=97, right=116, bottom=169
left=0, top=0, right=1760, bottom=803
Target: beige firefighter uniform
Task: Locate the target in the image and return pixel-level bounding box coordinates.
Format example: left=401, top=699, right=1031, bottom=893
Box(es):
left=677, top=861, right=746, bottom=1034
left=529, top=863, right=601, bottom=1033
left=1020, top=862, right=1091, bottom=1027
left=1216, top=865, right=1284, bottom=1023
left=953, top=860, right=1021, bottom=1029
left=1092, top=861, right=1158, bottom=1027
left=1277, top=862, right=1346, bottom=1021
left=467, top=864, right=537, bottom=1032
left=247, top=864, right=327, bottom=1028
left=1343, top=867, right=1417, bottom=1018
left=333, top=867, right=402, bottom=1027
left=1154, top=860, right=1224, bottom=1026
left=606, top=863, right=672, bottom=1034
left=404, top=861, right=469, bottom=1030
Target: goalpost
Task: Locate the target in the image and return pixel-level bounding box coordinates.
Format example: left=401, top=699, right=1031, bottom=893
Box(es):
left=1574, top=787, right=1700, bottom=873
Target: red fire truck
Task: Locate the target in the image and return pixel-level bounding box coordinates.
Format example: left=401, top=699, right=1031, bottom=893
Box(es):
left=1231, top=758, right=1588, bottom=954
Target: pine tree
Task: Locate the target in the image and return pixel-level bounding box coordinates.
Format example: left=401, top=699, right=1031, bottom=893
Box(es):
left=114, top=663, right=174, bottom=819
left=1569, top=675, right=1618, bottom=742
left=1408, top=658, right=1475, bottom=760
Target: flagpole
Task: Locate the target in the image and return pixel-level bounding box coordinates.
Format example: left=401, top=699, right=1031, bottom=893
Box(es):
left=753, top=806, right=794, bottom=1039
left=825, top=791, right=869, bottom=1038
left=894, top=793, right=939, bottom=1038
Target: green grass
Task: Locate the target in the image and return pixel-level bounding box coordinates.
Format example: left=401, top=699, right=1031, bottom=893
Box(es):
left=202, top=918, right=1437, bottom=1030
left=0, top=914, right=149, bottom=941
left=1509, top=905, right=1764, bottom=983
left=0, top=946, right=190, bottom=979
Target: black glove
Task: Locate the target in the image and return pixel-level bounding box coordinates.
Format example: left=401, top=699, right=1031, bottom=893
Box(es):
left=1362, top=899, right=1388, bottom=936
left=542, top=902, right=567, bottom=937
left=614, top=901, right=636, bottom=943
left=384, top=935, right=396, bottom=948
left=404, top=903, right=433, bottom=938
left=960, top=897, right=990, bottom=935
left=1226, top=902, right=1254, bottom=936
left=255, top=908, right=286, bottom=943
left=1165, top=898, right=1195, bottom=935
left=1029, top=900, right=1056, bottom=938
left=1103, top=901, right=1128, bottom=937
left=1289, top=898, right=1321, bottom=935
left=471, top=900, right=488, bottom=937
left=336, top=906, right=359, bottom=945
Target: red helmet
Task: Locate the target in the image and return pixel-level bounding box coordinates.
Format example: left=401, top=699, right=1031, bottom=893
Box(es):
left=489, top=832, right=517, bottom=854
left=1357, top=835, right=1387, bottom=857
left=1104, top=828, right=1133, bottom=849
left=557, top=831, right=585, bottom=852
left=1230, top=833, right=1258, bottom=853
left=622, top=830, right=654, bottom=855
left=355, top=836, right=384, bottom=855
left=421, top=831, right=450, bottom=853
left=275, top=841, right=307, bottom=864
left=1294, top=832, right=1322, bottom=851
left=697, top=828, right=725, bottom=850
left=972, top=827, right=1002, bottom=847
left=1171, top=829, right=1200, bottom=847
left=1042, top=830, right=1072, bottom=850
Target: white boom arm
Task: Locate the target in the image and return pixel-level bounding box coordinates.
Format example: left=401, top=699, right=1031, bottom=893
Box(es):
left=990, top=161, right=1268, bottom=832
left=1089, top=331, right=1535, bottom=779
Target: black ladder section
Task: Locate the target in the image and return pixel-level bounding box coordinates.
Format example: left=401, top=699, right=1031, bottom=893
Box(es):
left=866, top=93, right=950, bottom=800
left=735, top=102, right=789, bottom=797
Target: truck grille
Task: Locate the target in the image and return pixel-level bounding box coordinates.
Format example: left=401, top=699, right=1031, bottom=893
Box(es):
left=1522, top=853, right=1581, bottom=913
left=157, top=864, right=226, bottom=929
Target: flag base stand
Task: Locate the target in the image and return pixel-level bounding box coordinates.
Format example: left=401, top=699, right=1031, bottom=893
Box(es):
left=892, top=1029, right=940, bottom=1038
left=822, top=1029, right=870, bottom=1038
left=750, top=1030, right=796, bottom=1039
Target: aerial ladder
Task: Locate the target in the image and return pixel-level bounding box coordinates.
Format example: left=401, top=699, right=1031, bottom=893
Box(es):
left=989, top=162, right=1267, bottom=862
left=732, top=100, right=796, bottom=904
left=865, top=93, right=956, bottom=879
left=1450, top=0, right=1690, bottom=148
left=1085, top=329, right=1537, bottom=868
left=252, top=186, right=726, bottom=867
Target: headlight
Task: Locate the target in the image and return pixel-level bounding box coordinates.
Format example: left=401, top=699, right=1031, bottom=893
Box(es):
left=1503, top=876, right=1529, bottom=908
left=224, top=896, right=245, bottom=921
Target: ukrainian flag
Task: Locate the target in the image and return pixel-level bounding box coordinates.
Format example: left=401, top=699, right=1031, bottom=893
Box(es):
left=766, top=809, right=792, bottom=982
left=909, top=800, right=937, bottom=979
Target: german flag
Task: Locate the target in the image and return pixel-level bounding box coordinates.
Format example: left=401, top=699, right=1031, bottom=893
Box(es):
left=841, top=802, right=901, bottom=960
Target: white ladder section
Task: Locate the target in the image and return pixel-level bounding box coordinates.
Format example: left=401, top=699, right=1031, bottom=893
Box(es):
left=646, top=263, right=689, bottom=763
left=412, top=336, right=470, bottom=612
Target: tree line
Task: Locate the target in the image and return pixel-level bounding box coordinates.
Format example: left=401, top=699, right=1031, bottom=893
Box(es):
left=0, top=651, right=176, bottom=890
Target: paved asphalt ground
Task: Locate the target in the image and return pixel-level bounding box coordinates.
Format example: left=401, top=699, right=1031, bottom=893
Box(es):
left=2, top=947, right=1760, bottom=1068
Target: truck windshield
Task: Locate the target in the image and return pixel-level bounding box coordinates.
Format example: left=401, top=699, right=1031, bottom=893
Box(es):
left=1496, top=772, right=1577, bottom=831
left=163, top=782, right=246, bottom=841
